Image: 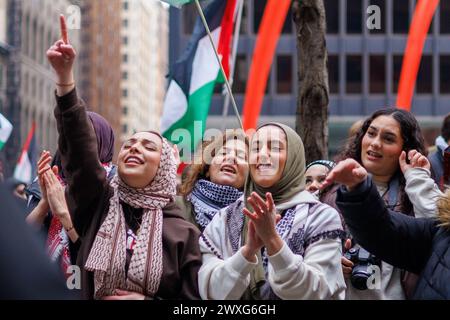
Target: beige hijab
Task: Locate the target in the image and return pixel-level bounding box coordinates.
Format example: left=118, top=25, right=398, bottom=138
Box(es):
left=242, top=122, right=306, bottom=299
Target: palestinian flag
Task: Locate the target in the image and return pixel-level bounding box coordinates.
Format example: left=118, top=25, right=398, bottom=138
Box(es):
left=161, top=0, right=237, bottom=156
left=160, top=0, right=206, bottom=8
left=0, top=112, right=13, bottom=150
left=14, top=122, right=37, bottom=184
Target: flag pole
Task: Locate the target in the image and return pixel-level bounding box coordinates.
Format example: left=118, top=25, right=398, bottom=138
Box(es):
left=194, top=0, right=243, bottom=130
left=221, top=0, right=244, bottom=131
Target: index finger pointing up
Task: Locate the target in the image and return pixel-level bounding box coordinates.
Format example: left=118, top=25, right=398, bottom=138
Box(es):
left=60, top=14, right=69, bottom=44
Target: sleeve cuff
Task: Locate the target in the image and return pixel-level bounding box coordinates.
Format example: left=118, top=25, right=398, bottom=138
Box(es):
left=337, top=178, right=372, bottom=201
left=55, top=87, right=78, bottom=112
left=404, top=167, right=431, bottom=181
left=229, top=248, right=258, bottom=277
left=268, top=243, right=301, bottom=271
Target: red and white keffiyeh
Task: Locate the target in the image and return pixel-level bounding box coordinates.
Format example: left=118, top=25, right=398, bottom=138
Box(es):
left=46, top=163, right=114, bottom=275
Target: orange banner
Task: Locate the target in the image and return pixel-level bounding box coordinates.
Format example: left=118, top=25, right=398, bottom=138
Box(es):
left=242, top=0, right=291, bottom=130
left=396, top=0, right=439, bottom=110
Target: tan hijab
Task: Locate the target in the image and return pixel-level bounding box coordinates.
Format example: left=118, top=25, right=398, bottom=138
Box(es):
left=242, top=122, right=306, bottom=299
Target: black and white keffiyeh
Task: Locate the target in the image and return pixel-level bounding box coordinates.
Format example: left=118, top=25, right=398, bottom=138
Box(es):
left=187, top=179, right=242, bottom=231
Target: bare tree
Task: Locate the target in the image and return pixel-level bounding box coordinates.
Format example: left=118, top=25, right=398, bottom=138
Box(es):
left=292, top=0, right=329, bottom=164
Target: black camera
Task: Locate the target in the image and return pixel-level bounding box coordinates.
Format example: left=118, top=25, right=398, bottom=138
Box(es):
left=344, top=246, right=381, bottom=290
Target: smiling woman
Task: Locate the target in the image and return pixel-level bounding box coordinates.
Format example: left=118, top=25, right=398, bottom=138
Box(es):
left=198, top=123, right=346, bottom=300
left=46, top=15, right=202, bottom=300
left=118, top=132, right=164, bottom=189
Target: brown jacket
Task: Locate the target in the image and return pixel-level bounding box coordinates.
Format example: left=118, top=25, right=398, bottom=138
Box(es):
left=54, top=88, right=202, bottom=300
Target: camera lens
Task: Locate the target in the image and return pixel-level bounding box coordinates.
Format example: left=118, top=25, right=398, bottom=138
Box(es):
left=351, top=267, right=370, bottom=290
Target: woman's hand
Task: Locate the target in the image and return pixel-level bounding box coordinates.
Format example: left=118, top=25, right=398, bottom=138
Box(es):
left=101, top=290, right=146, bottom=300
left=46, top=15, right=76, bottom=95
left=37, top=151, right=53, bottom=204
left=42, top=167, right=79, bottom=243
left=399, top=150, right=431, bottom=173
left=321, top=159, right=368, bottom=192
left=42, top=167, right=68, bottom=220
left=243, top=192, right=283, bottom=256
left=241, top=220, right=264, bottom=263
left=341, top=239, right=354, bottom=280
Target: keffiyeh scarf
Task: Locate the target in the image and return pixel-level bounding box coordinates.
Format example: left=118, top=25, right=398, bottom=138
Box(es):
left=187, top=179, right=242, bottom=231
left=47, top=163, right=114, bottom=274
left=85, top=140, right=177, bottom=299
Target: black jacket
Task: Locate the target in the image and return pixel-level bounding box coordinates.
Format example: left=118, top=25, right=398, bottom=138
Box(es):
left=336, top=178, right=450, bottom=300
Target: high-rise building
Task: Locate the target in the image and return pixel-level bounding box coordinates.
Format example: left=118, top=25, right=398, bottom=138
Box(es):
left=120, top=0, right=169, bottom=141
left=78, top=0, right=122, bottom=158
left=170, top=0, right=450, bottom=152
left=0, top=0, right=7, bottom=43
left=0, top=0, right=8, bottom=116
left=2, top=0, right=81, bottom=175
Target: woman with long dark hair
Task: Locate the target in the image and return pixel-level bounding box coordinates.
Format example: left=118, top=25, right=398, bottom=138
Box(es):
left=322, top=108, right=440, bottom=299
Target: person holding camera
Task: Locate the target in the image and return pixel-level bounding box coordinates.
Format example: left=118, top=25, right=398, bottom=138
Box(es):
left=429, top=113, right=450, bottom=192
left=321, top=158, right=450, bottom=299
left=321, top=108, right=437, bottom=299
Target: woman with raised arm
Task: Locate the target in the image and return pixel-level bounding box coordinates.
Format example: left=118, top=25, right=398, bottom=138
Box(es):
left=46, top=15, right=202, bottom=300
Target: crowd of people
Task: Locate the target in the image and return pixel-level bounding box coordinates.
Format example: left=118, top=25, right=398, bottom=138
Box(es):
left=1, top=16, right=449, bottom=300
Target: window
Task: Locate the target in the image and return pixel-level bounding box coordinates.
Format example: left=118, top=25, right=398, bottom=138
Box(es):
left=328, top=55, right=339, bottom=94
left=123, top=36, right=128, bottom=45
left=32, top=76, right=36, bottom=98
left=428, top=17, right=434, bottom=35
left=393, top=55, right=404, bottom=93
left=347, top=0, right=362, bottom=34
left=281, top=9, right=292, bottom=34
left=346, top=55, right=362, bottom=93
left=123, top=106, right=128, bottom=115
left=240, top=1, right=248, bottom=35
left=369, top=55, right=385, bottom=93
left=324, top=0, right=339, bottom=34
left=440, top=55, right=450, bottom=93
left=417, top=55, right=432, bottom=94
left=122, top=71, right=128, bottom=80
left=123, top=19, right=128, bottom=28
left=276, top=56, right=292, bottom=93
left=253, top=0, right=267, bottom=33
left=440, top=1, right=450, bottom=33
left=122, top=89, right=128, bottom=97
left=393, top=0, right=409, bottom=34
left=123, top=124, right=128, bottom=134
left=233, top=55, right=248, bottom=94
left=369, top=0, right=386, bottom=34
left=123, top=54, right=128, bottom=63
left=123, top=2, right=128, bottom=10
left=254, top=1, right=291, bottom=34
left=24, top=14, right=30, bottom=57
left=40, top=25, right=45, bottom=64
left=0, top=64, right=3, bottom=89
left=32, top=19, right=37, bottom=60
